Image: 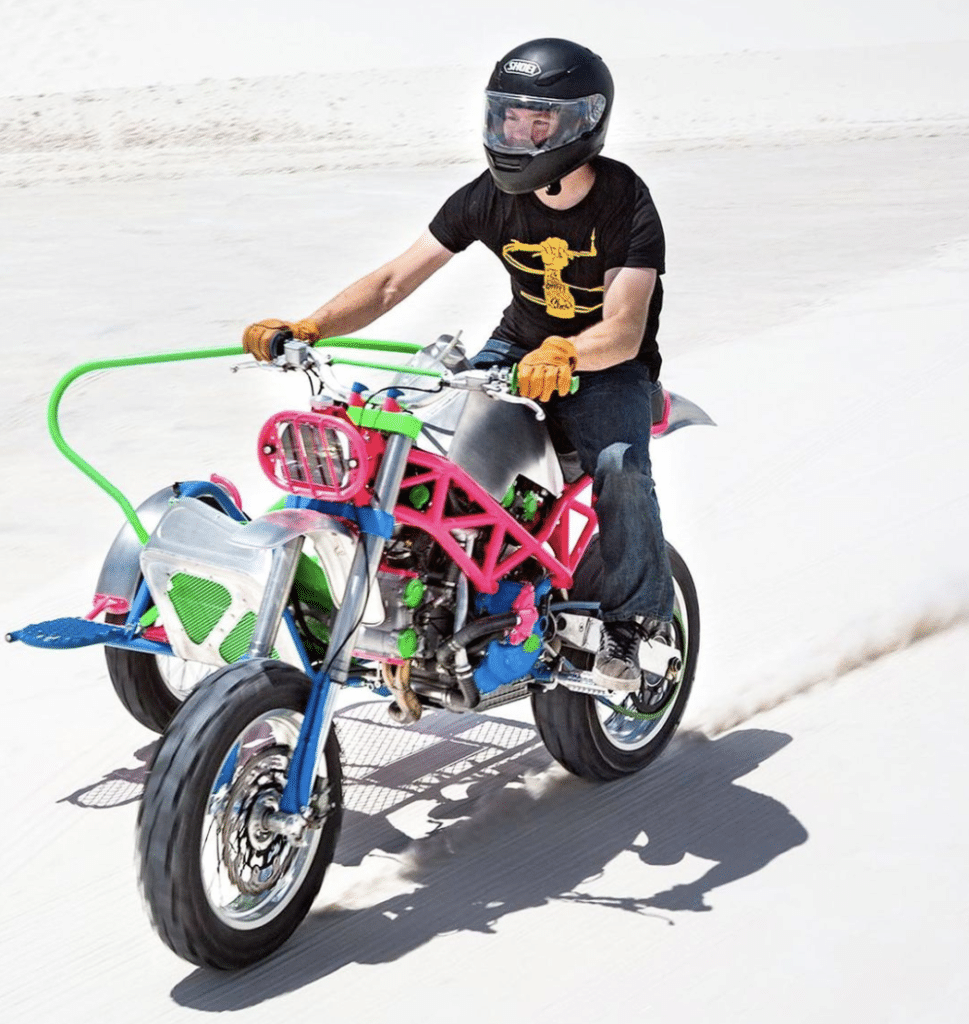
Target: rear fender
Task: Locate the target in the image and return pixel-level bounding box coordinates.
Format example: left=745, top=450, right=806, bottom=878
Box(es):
left=652, top=390, right=716, bottom=438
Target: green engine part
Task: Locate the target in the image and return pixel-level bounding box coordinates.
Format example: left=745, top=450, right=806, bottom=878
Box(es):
left=404, top=577, right=426, bottom=608
left=409, top=484, right=431, bottom=510
left=397, top=628, right=419, bottom=659
left=522, top=491, right=540, bottom=521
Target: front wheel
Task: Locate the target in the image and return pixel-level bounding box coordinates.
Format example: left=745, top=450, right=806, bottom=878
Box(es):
left=137, top=659, right=343, bottom=970
left=532, top=538, right=699, bottom=781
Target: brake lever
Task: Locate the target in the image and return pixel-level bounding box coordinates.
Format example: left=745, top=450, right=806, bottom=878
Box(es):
left=482, top=385, right=546, bottom=420
left=230, top=360, right=272, bottom=373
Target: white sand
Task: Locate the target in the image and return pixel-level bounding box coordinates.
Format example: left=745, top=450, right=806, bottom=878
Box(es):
left=2, top=5, right=969, bottom=1020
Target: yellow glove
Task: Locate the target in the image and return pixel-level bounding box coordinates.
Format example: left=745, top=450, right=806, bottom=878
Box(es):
left=517, top=336, right=578, bottom=402
left=241, top=318, right=321, bottom=362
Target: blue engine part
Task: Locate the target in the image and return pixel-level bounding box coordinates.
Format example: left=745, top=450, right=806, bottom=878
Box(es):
left=473, top=578, right=551, bottom=694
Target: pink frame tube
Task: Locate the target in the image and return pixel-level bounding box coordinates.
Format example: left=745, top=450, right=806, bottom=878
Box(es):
left=393, top=450, right=597, bottom=594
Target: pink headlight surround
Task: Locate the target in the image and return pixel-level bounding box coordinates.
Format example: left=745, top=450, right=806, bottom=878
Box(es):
left=258, top=411, right=369, bottom=502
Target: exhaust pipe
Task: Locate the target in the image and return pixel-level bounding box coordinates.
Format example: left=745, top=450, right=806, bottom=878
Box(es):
left=432, top=612, right=519, bottom=712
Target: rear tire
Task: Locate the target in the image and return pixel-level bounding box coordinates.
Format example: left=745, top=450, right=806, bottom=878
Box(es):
left=532, top=537, right=699, bottom=781
left=105, top=611, right=209, bottom=733
left=137, top=659, right=343, bottom=969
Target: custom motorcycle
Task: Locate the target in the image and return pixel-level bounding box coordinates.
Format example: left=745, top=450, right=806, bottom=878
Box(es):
left=7, top=332, right=713, bottom=969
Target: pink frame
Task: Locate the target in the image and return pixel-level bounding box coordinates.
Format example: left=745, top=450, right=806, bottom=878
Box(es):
left=393, top=449, right=597, bottom=594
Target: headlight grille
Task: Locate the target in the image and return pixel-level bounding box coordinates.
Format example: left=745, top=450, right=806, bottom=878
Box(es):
left=258, top=411, right=369, bottom=502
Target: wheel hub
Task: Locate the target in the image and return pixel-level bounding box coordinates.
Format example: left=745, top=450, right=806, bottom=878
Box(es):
left=220, top=746, right=295, bottom=895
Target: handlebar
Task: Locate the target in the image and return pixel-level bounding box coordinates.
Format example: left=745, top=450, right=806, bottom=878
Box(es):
left=252, top=336, right=570, bottom=422
left=45, top=333, right=578, bottom=540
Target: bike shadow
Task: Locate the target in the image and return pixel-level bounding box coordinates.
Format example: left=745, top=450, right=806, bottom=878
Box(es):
left=170, top=714, right=808, bottom=1010
left=58, top=741, right=156, bottom=809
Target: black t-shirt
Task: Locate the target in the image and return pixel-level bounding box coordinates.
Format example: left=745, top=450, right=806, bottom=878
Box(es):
left=428, top=156, right=666, bottom=379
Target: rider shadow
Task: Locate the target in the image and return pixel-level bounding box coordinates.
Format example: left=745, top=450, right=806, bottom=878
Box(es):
left=171, top=722, right=808, bottom=1010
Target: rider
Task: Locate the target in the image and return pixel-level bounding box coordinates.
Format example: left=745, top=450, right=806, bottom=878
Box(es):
left=242, top=37, right=676, bottom=694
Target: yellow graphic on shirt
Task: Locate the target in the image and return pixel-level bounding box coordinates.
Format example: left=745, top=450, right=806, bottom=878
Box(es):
left=502, top=230, right=604, bottom=319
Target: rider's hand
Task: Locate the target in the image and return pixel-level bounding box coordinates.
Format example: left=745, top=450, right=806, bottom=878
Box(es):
left=241, top=318, right=321, bottom=362
left=517, top=335, right=578, bottom=402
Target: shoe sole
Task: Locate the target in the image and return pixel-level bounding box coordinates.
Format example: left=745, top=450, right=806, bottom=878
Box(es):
left=591, top=666, right=642, bottom=693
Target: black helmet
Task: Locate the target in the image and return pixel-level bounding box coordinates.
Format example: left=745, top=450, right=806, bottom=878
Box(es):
left=483, top=38, right=614, bottom=195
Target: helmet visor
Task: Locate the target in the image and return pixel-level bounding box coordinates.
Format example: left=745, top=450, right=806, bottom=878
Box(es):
left=484, top=91, right=607, bottom=155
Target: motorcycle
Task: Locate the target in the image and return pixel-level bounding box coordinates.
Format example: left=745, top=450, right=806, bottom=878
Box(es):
left=7, top=331, right=713, bottom=969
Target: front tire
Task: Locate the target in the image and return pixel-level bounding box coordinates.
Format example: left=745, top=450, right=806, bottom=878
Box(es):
left=532, top=538, right=700, bottom=781
left=137, top=659, right=343, bottom=970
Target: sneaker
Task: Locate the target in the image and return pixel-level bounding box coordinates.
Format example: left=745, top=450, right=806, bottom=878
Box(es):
left=593, top=620, right=646, bottom=692
left=593, top=618, right=678, bottom=693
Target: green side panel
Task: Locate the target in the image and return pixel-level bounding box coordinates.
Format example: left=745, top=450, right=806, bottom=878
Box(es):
left=292, top=553, right=332, bottom=610
left=218, top=612, right=279, bottom=663
left=169, top=573, right=232, bottom=644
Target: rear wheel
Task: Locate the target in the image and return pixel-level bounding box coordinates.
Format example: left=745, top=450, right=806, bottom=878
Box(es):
left=137, top=659, right=343, bottom=969
left=532, top=537, right=699, bottom=781
left=105, top=611, right=209, bottom=733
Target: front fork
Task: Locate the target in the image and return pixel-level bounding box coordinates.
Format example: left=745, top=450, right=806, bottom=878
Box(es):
left=276, top=431, right=414, bottom=818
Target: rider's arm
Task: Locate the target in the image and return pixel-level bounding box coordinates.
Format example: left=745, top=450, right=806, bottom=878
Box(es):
left=571, top=266, right=656, bottom=372
left=301, top=230, right=454, bottom=339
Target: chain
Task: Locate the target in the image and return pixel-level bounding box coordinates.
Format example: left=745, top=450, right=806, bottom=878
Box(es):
left=595, top=681, right=680, bottom=721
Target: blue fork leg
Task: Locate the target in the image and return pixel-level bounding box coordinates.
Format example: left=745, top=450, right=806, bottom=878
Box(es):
left=279, top=430, right=415, bottom=815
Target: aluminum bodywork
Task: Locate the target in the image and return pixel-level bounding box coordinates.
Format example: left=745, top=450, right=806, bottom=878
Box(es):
left=410, top=388, right=564, bottom=499
left=138, top=499, right=384, bottom=667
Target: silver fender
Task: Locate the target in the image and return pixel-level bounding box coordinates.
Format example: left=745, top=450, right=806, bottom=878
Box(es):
left=95, top=486, right=178, bottom=608
left=136, top=499, right=386, bottom=667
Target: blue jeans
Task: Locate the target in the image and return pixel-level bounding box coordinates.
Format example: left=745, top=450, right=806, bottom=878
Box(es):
left=472, top=340, right=674, bottom=623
